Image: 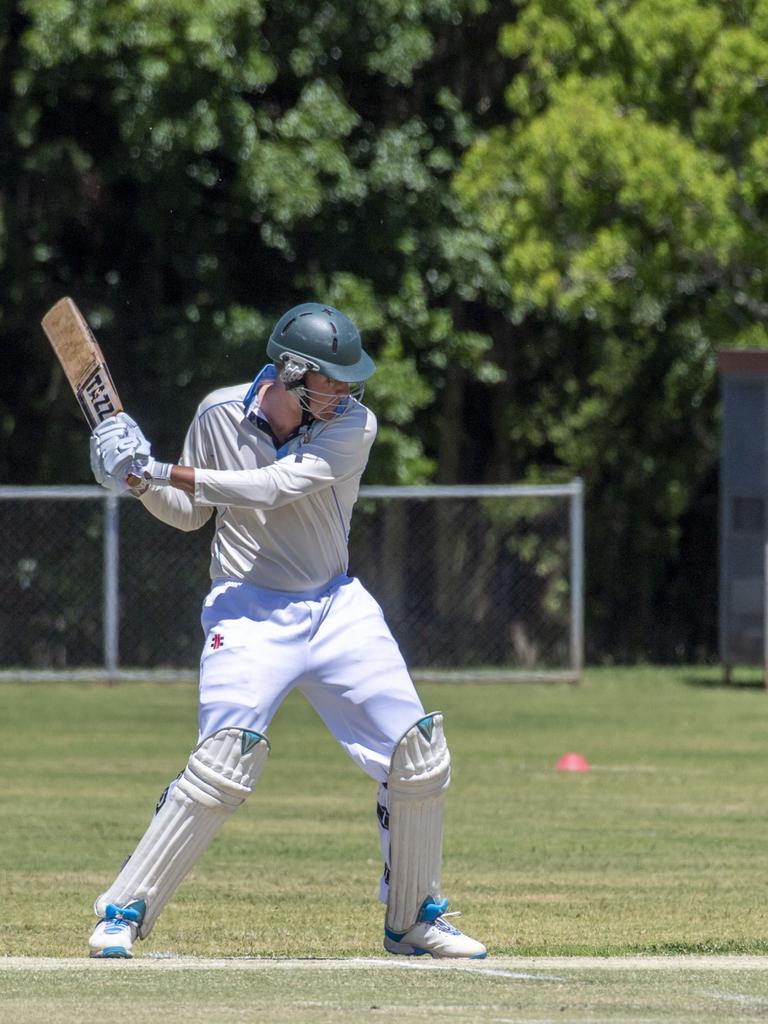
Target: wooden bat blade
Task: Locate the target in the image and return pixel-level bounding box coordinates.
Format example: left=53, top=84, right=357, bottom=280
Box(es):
left=41, top=297, right=123, bottom=428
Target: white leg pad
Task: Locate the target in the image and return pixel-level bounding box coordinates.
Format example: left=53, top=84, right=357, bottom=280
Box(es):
left=94, top=727, right=269, bottom=938
left=385, top=712, right=451, bottom=936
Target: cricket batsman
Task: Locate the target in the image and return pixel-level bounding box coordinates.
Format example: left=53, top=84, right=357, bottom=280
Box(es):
left=87, top=301, right=487, bottom=960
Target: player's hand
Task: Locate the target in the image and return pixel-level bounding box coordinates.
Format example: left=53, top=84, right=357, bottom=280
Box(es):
left=90, top=412, right=151, bottom=487
left=89, top=433, right=129, bottom=494
left=92, top=411, right=139, bottom=445
left=132, top=456, right=174, bottom=487
left=90, top=414, right=136, bottom=492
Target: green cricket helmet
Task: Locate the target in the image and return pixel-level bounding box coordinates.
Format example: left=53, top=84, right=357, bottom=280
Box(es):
left=266, top=303, right=376, bottom=387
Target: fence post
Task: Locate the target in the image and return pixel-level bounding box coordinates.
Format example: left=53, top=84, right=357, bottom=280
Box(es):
left=103, top=493, right=120, bottom=673
left=570, top=478, right=585, bottom=679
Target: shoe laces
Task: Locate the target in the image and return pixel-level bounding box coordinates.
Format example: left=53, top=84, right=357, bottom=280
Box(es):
left=433, top=911, right=462, bottom=935
left=103, top=904, right=140, bottom=934
left=103, top=917, right=134, bottom=936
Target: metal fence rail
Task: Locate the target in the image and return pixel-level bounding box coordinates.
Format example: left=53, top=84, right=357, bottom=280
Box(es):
left=0, top=481, right=584, bottom=682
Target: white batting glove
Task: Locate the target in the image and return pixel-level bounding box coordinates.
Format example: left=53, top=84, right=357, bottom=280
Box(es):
left=92, top=412, right=137, bottom=442
left=90, top=416, right=133, bottom=493
left=131, top=456, right=174, bottom=487
left=89, top=434, right=129, bottom=494
left=90, top=412, right=151, bottom=488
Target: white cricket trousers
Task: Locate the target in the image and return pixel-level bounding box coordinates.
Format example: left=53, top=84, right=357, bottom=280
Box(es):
left=197, top=574, right=426, bottom=782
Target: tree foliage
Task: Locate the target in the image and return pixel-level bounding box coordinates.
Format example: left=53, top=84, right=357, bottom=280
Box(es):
left=453, top=0, right=768, bottom=658
left=1, top=0, right=506, bottom=486
left=3, top=0, right=766, bottom=660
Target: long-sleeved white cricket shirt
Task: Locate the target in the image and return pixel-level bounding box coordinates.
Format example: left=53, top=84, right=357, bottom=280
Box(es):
left=138, top=378, right=377, bottom=592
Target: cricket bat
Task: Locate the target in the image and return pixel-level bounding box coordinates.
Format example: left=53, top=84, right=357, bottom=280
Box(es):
left=41, top=296, right=143, bottom=486
left=41, top=296, right=124, bottom=428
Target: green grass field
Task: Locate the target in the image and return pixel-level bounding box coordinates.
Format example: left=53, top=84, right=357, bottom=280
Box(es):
left=2, top=666, right=768, bottom=1021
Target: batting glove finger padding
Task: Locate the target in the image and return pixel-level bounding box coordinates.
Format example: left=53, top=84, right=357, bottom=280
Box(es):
left=102, top=440, right=139, bottom=476
left=89, top=433, right=130, bottom=494
left=92, top=411, right=139, bottom=441
left=91, top=413, right=152, bottom=484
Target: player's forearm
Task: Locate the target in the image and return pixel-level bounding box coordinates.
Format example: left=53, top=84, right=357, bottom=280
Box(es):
left=169, top=465, right=195, bottom=493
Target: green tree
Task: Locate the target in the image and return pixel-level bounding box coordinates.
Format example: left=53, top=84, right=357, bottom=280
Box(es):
left=0, top=0, right=508, bottom=486
left=453, top=0, right=768, bottom=659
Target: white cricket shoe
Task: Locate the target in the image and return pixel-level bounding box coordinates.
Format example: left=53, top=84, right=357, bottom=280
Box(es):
left=88, top=901, right=145, bottom=959
left=384, top=898, right=487, bottom=959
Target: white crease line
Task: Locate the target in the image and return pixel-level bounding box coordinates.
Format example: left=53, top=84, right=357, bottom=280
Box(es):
left=468, top=969, right=566, bottom=981
left=700, top=991, right=768, bottom=1007
left=1, top=954, right=767, bottom=973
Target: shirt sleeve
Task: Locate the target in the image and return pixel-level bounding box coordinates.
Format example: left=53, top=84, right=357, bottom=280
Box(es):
left=193, top=412, right=376, bottom=510
left=138, top=408, right=214, bottom=532
left=138, top=486, right=213, bottom=532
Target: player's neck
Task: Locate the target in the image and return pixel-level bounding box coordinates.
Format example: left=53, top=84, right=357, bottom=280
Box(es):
left=258, top=380, right=303, bottom=444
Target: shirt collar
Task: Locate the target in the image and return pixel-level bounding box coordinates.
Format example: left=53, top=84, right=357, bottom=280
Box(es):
left=243, top=363, right=278, bottom=418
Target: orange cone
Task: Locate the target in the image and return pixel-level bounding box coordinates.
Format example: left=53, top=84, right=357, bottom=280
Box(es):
left=555, top=752, right=590, bottom=772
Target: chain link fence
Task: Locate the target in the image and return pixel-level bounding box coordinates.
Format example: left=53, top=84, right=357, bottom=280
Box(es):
left=0, top=482, right=583, bottom=681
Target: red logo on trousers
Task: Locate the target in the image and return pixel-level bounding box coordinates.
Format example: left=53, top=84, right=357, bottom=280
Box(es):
left=210, top=633, right=224, bottom=650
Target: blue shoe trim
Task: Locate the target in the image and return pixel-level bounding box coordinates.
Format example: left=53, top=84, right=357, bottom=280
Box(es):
left=385, top=926, right=406, bottom=942
left=95, top=947, right=132, bottom=958
left=469, top=952, right=488, bottom=959
left=418, top=896, right=449, bottom=923
left=105, top=899, right=145, bottom=925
